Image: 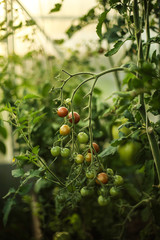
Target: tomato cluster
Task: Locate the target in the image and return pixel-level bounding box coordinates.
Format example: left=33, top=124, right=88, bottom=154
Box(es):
left=54, top=104, right=124, bottom=207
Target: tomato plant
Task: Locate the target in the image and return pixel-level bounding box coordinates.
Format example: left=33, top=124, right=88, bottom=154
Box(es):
left=2, top=1, right=160, bottom=240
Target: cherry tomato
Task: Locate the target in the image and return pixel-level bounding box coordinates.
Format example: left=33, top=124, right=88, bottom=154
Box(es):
left=85, top=153, right=92, bottom=162
left=89, top=142, right=100, bottom=154
left=98, top=195, right=110, bottom=206
left=57, top=107, right=68, bottom=117
left=107, top=168, right=114, bottom=176
left=77, top=132, right=89, bottom=144
left=86, top=169, right=95, bottom=179
left=111, top=118, right=131, bottom=140
left=68, top=112, right=80, bottom=124
left=109, top=187, right=120, bottom=197
left=80, top=187, right=93, bottom=197
left=75, top=154, right=84, bottom=164
left=60, top=125, right=70, bottom=136
left=114, top=175, right=124, bottom=186
left=51, top=146, right=61, bottom=157
left=61, top=148, right=70, bottom=158
left=96, top=172, right=109, bottom=184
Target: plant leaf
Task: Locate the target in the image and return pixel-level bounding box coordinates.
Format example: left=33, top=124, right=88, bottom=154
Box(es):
left=99, top=145, right=117, bottom=158
left=3, top=198, right=16, bottom=226
left=96, top=11, right=108, bottom=39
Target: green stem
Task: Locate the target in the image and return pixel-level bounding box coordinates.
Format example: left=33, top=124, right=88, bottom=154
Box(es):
left=133, top=0, right=160, bottom=185
left=144, top=0, right=150, bottom=60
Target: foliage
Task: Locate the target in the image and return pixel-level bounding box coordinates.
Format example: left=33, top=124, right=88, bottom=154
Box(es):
left=1, top=0, right=160, bottom=240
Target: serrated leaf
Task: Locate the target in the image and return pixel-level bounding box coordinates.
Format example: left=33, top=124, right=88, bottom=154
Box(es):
left=96, top=11, right=108, bottom=39
left=105, top=36, right=133, bottom=57
left=3, top=198, right=16, bottom=226
left=99, top=145, right=117, bottom=158
left=12, top=168, right=25, bottom=178
left=105, top=40, right=124, bottom=56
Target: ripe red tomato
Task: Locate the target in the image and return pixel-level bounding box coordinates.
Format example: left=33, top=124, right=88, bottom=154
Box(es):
left=57, top=107, right=68, bottom=117
left=85, top=153, right=92, bottom=162
left=60, top=125, right=70, bottom=136
left=96, top=172, right=109, bottom=184
left=68, top=112, right=80, bottom=124
left=89, top=142, right=100, bottom=154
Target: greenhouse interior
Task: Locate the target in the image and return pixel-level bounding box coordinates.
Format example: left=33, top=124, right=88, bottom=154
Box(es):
left=0, top=0, right=160, bottom=240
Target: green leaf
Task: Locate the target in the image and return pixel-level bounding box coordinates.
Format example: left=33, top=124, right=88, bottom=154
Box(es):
left=32, top=145, right=40, bottom=155
left=50, top=3, right=62, bottom=13
left=23, top=94, right=41, bottom=100
left=15, top=155, right=29, bottom=161
left=105, top=36, right=133, bottom=56
left=0, top=140, right=6, bottom=154
left=143, top=159, right=154, bottom=193
left=105, top=40, right=124, bottom=56
left=19, top=183, right=32, bottom=195
left=96, top=11, right=108, bottom=39
left=99, top=145, right=117, bottom=158
left=12, top=168, right=25, bottom=178
left=0, top=126, right=7, bottom=139
left=3, top=187, right=15, bottom=199
left=25, top=20, right=35, bottom=26
left=3, top=198, right=16, bottom=226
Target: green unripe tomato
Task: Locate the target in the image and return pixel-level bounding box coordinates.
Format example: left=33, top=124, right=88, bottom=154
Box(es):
left=114, top=175, right=124, bottom=186
left=98, top=195, right=110, bottom=206
left=107, top=168, right=114, bottom=176
left=51, top=146, right=61, bottom=157
left=77, top=132, right=89, bottom=144
left=61, top=148, right=70, bottom=158
left=118, top=141, right=141, bottom=166
left=111, top=118, right=131, bottom=140
left=109, top=187, right=120, bottom=197
left=75, top=154, right=84, bottom=164
left=86, top=170, right=95, bottom=179
left=80, top=187, right=93, bottom=197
